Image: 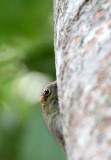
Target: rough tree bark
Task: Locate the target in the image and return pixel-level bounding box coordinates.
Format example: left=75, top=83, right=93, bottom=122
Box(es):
left=54, top=0, right=111, bottom=160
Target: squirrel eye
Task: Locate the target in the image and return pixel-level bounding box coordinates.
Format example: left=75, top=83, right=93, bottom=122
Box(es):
left=44, top=89, right=50, bottom=95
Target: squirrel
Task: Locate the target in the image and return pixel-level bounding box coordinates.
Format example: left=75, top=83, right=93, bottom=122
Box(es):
left=39, top=81, right=65, bottom=151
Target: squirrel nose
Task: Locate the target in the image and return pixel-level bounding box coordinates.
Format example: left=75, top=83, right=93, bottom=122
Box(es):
left=39, top=96, right=46, bottom=105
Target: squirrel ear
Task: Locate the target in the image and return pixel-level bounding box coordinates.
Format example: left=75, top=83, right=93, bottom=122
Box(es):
left=52, top=81, right=57, bottom=88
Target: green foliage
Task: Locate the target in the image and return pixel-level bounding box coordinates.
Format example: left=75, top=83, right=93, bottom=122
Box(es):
left=0, top=0, right=66, bottom=159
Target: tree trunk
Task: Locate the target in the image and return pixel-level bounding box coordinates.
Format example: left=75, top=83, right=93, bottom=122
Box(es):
left=54, top=0, right=111, bottom=160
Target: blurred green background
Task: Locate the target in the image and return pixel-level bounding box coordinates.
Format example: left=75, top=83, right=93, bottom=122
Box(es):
left=0, top=0, right=66, bottom=160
